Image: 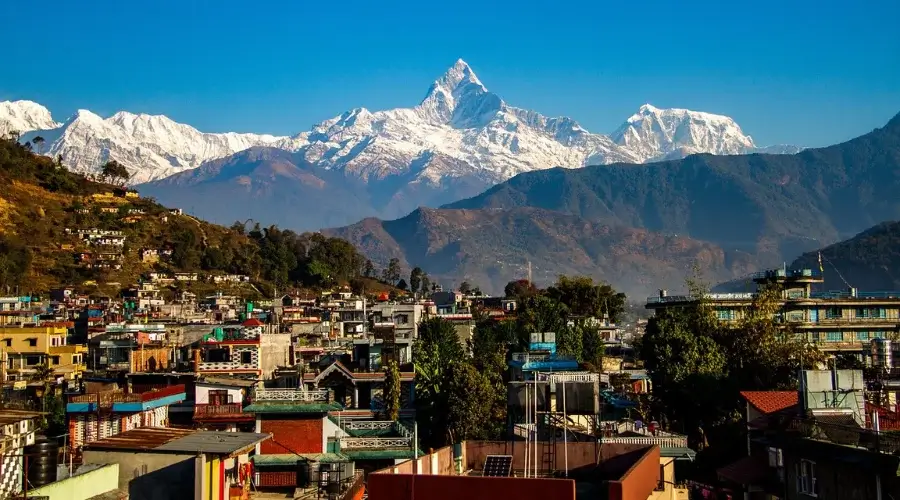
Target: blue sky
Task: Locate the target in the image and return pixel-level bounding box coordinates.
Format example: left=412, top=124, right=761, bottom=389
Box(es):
left=1, top=0, right=898, bottom=147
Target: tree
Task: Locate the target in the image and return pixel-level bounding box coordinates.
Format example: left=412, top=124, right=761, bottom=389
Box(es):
left=32, top=135, right=45, bottom=154
left=413, top=317, right=465, bottom=447
left=382, top=258, right=401, bottom=285
left=458, top=281, right=473, bottom=295
left=446, top=362, right=496, bottom=442
left=546, top=275, right=626, bottom=322
left=409, top=267, right=424, bottom=295
left=0, top=235, right=32, bottom=288
left=504, top=279, right=538, bottom=299
left=396, top=278, right=408, bottom=291
left=382, top=360, right=401, bottom=421
left=420, top=274, right=431, bottom=295
left=101, top=160, right=130, bottom=185
left=515, top=295, right=569, bottom=349
left=364, top=260, right=376, bottom=278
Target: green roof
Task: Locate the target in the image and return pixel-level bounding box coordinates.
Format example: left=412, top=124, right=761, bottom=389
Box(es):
left=253, top=453, right=349, bottom=466
left=244, top=402, right=343, bottom=414
left=661, top=446, right=697, bottom=460
left=341, top=449, right=425, bottom=461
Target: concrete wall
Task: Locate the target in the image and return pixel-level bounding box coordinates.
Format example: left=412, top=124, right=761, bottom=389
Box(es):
left=368, top=474, right=576, bottom=500
left=26, top=463, right=119, bottom=500
left=464, top=441, right=650, bottom=474
left=802, top=369, right=864, bottom=418
left=260, top=333, right=292, bottom=379
left=82, top=450, right=196, bottom=500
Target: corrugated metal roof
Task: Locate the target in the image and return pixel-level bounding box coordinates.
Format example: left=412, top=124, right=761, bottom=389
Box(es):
left=155, top=431, right=270, bottom=454
left=84, top=427, right=194, bottom=451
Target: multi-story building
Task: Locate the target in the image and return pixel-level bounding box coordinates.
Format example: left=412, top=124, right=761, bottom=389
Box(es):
left=192, top=377, right=256, bottom=431
left=194, top=327, right=263, bottom=379
left=646, top=267, right=900, bottom=356
left=0, top=410, right=41, bottom=498
left=369, top=303, right=423, bottom=340
left=0, top=325, right=87, bottom=382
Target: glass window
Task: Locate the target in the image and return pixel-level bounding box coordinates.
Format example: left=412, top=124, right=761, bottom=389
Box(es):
left=27, top=338, right=37, bottom=347
left=826, top=332, right=843, bottom=342
left=857, top=331, right=869, bottom=341
left=797, top=459, right=817, bottom=496
left=826, top=307, right=841, bottom=319
left=25, top=355, right=41, bottom=366
left=51, top=356, right=60, bottom=365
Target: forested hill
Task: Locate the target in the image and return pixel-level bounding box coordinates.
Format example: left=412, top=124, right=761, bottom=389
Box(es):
left=0, top=136, right=378, bottom=296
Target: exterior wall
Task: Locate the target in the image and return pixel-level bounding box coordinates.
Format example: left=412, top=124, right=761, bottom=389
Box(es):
left=607, top=446, right=661, bottom=500
left=195, top=384, right=244, bottom=405
left=198, top=343, right=260, bottom=374
left=130, top=346, right=173, bottom=372
left=464, top=441, right=650, bottom=472
left=0, top=452, right=23, bottom=498
left=26, top=463, right=119, bottom=500
left=81, top=450, right=196, bottom=500
left=781, top=451, right=895, bottom=500
left=367, top=474, right=576, bottom=500
left=69, top=407, right=169, bottom=450
left=322, top=414, right=348, bottom=450
left=259, top=333, right=292, bottom=379
left=259, top=416, right=325, bottom=454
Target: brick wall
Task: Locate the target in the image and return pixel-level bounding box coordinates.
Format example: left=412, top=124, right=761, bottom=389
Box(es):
left=259, top=416, right=324, bottom=454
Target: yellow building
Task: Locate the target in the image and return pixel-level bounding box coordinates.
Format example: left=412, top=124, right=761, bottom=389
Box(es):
left=0, top=326, right=87, bottom=382
left=646, top=268, right=900, bottom=356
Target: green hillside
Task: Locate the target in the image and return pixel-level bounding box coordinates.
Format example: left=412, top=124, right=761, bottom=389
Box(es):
left=0, top=137, right=371, bottom=297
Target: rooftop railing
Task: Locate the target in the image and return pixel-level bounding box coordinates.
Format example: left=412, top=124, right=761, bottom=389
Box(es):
left=253, top=388, right=329, bottom=402
left=193, top=403, right=244, bottom=417
left=787, top=416, right=900, bottom=455
left=339, top=436, right=413, bottom=449
left=751, top=269, right=821, bottom=280
left=646, top=293, right=755, bottom=304
left=536, top=372, right=600, bottom=383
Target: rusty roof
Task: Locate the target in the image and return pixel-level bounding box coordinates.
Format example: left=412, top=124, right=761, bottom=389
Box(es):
left=0, top=410, right=44, bottom=425
left=740, top=391, right=799, bottom=414
left=83, top=427, right=194, bottom=451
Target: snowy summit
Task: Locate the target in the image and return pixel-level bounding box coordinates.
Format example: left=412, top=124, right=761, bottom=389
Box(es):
left=0, top=59, right=800, bottom=185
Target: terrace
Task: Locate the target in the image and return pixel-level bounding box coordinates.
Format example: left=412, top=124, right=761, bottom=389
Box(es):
left=338, top=420, right=414, bottom=450
left=67, top=384, right=186, bottom=413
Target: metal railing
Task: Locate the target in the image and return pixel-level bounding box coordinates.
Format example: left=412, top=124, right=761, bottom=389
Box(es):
left=787, top=417, right=900, bottom=454
left=343, top=421, right=394, bottom=431
left=646, top=293, right=755, bottom=304
left=536, top=372, right=600, bottom=383
left=254, top=388, right=329, bottom=402
left=601, top=435, right=688, bottom=448
left=339, top=436, right=412, bottom=449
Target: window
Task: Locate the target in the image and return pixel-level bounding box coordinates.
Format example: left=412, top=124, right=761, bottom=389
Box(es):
left=797, top=459, right=817, bottom=496
left=50, top=337, right=56, bottom=347
left=826, top=332, right=843, bottom=342
left=50, top=356, right=60, bottom=365
left=717, top=309, right=735, bottom=321
left=825, top=307, right=841, bottom=319
left=2, top=339, right=10, bottom=347
left=27, top=338, right=37, bottom=347
left=25, top=355, right=41, bottom=366
left=208, top=390, right=232, bottom=405
left=857, top=331, right=870, bottom=341
left=857, top=307, right=887, bottom=319
left=873, top=331, right=886, bottom=339
left=240, top=351, right=252, bottom=364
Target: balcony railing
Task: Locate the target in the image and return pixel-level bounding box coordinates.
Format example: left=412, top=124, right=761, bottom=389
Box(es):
left=536, top=372, right=600, bottom=383
left=600, top=435, right=688, bottom=448
left=343, top=420, right=394, bottom=431
left=69, top=384, right=186, bottom=407
left=787, top=417, right=900, bottom=455
left=339, top=436, right=412, bottom=449
left=646, top=293, right=755, bottom=304
left=253, top=388, right=329, bottom=402
left=194, top=403, right=244, bottom=418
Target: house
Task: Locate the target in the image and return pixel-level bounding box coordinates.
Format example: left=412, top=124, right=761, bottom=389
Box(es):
left=139, top=248, right=159, bottom=263
left=16, top=463, right=120, bottom=500
left=718, top=370, right=900, bottom=499
left=0, top=410, right=42, bottom=498
left=195, top=327, right=263, bottom=378
left=66, top=384, right=188, bottom=455
left=193, top=377, right=257, bottom=432
left=368, top=441, right=668, bottom=500
left=0, top=325, right=87, bottom=382
left=175, top=272, right=199, bottom=282
left=647, top=267, right=900, bottom=356
left=81, top=427, right=270, bottom=500
left=369, top=302, right=423, bottom=340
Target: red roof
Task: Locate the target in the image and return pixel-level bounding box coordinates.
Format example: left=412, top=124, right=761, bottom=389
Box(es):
left=740, top=391, right=799, bottom=414
left=241, top=318, right=264, bottom=327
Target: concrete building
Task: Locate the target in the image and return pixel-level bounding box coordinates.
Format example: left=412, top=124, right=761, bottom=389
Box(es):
left=193, top=377, right=256, bottom=432
left=81, top=427, right=270, bottom=500
left=368, top=441, right=670, bottom=500
left=646, top=267, right=900, bottom=356
left=0, top=325, right=87, bottom=382
left=21, top=463, right=120, bottom=500
left=0, top=410, right=41, bottom=498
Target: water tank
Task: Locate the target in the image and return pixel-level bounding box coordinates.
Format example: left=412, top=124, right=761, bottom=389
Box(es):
left=25, top=438, right=59, bottom=489
left=871, top=338, right=893, bottom=369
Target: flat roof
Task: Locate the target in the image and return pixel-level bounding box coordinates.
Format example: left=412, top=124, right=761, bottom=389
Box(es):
left=197, top=376, right=257, bottom=388
left=84, top=428, right=270, bottom=455
left=0, top=410, right=44, bottom=425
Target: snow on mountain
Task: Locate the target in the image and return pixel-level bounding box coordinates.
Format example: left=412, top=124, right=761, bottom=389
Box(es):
left=0, top=100, right=59, bottom=137
left=2, top=59, right=799, bottom=186
left=8, top=106, right=286, bottom=184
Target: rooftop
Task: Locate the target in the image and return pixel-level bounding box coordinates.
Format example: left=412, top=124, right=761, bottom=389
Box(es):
left=0, top=409, right=43, bottom=425
left=741, top=391, right=799, bottom=414
left=84, top=428, right=270, bottom=455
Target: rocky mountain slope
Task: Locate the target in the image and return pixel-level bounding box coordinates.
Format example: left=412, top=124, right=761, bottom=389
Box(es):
left=327, top=111, right=900, bottom=296
left=325, top=207, right=759, bottom=297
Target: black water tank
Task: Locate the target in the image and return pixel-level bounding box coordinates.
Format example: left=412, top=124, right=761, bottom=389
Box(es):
left=25, top=438, right=59, bottom=489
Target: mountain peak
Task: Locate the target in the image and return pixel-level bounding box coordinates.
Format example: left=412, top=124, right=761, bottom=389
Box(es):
left=638, top=103, right=659, bottom=114
left=417, top=59, right=495, bottom=125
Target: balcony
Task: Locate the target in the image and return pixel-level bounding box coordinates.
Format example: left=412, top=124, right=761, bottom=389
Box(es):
left=646, top=293, right=755, bottom=304
left=193, top=403, right=248, bottom=419
left=253, top=388, right=330, bottom=402
left=67, top=384, right=186, bottom=413
left=787, top=417, right=900, bottom=455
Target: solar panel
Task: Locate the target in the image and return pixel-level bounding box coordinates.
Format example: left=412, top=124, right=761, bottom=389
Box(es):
left=482, top=455, right=513, bottom=477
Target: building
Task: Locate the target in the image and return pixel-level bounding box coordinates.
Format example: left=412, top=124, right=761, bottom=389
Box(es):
left=81, top=427, right=270, bottom=500
left=194, top=327, right=262, bottom=379
left=0, top=410, right=41, bottom=498
left=718, top=369, right=900, bottom=499
left=0, top=325, right=87, bottom=382
left=369, top=303, right=423, bottom=340
left=18, top=463, right=121, bottom=500
left=646, top=267, right=900, bottom=355
left=66, top=384, right=187, bottom=455
left=367, top=441, right=670, bottom=500
left=193, top=377, right=257, bottom=431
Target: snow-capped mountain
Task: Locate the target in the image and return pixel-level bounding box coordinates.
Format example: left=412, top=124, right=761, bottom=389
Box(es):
left=0, top=100, right=59, bottom=137
left=4, top=105, right=286, bottom=184
left=1, top=59, right=799, bottom=186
